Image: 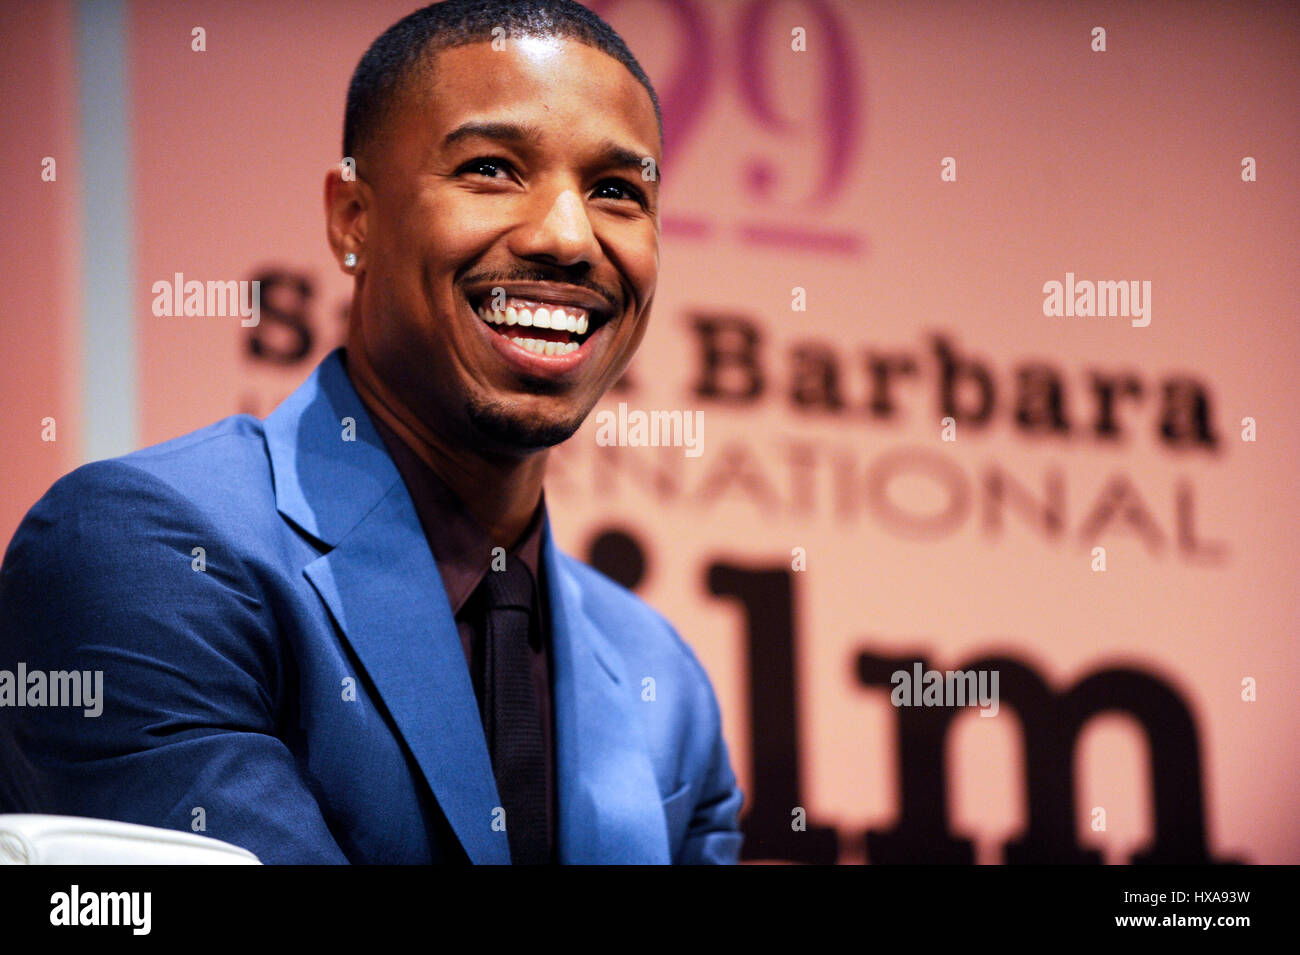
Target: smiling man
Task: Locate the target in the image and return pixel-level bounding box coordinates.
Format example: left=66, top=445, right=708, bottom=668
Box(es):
left=0, top=0, right=743, bottom=864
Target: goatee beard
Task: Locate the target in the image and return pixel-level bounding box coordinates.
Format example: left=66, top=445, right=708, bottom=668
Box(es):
left=465, top=395, right=586, bottom=451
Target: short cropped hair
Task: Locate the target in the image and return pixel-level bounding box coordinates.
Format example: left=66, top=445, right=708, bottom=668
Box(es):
left=343, top=0, right=662, bottom=164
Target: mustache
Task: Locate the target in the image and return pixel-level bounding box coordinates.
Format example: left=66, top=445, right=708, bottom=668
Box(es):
left=461, top=269, right=618, bottom=307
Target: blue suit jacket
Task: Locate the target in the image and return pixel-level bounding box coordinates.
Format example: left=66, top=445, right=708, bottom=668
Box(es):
left=0, top=349, right=743, bottom=863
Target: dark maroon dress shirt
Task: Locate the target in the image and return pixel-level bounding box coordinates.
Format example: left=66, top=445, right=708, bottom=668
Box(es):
left=362, top=404, right=556, bottom=863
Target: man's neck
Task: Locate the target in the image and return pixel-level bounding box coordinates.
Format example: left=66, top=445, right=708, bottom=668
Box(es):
left=341, top=343, right=546, bottom=550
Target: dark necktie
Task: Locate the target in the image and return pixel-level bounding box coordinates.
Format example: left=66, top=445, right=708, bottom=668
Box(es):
left=480, top=554, right=549, bottom=864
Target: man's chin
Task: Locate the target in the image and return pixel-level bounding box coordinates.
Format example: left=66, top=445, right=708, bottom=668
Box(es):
left=465, top=396, right=587, bottom=453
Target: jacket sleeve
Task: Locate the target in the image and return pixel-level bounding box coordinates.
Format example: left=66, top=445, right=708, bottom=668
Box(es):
left=0, top=460, right=349, bottom=864
left=672, top=640, right=745, bottom=864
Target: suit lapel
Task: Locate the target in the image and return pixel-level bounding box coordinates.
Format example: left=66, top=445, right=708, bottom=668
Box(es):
left=265, top=349, right=509, bottom=864
left=543, top=521, right=671, bottom=864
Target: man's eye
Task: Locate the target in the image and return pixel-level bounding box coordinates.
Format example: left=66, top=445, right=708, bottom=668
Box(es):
left=458, top=157, right=510, bottom=179
left=592, top=180, right=645, bottom=204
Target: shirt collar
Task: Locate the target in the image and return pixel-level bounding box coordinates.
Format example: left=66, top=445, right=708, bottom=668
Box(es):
left=358, top=390, right=546, bottom=615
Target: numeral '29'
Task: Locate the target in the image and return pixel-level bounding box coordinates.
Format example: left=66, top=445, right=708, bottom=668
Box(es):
left=591, top=0, right=861, bottom=204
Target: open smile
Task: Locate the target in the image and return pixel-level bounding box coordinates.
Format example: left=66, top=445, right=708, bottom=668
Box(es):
left=464, top=285, right=618, bottom=378
left=474, top=296, right=604, bottom=355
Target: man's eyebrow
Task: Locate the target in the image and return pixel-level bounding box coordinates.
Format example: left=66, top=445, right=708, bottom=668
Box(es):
left=595, top=139, right=662, bottom=186
left=441, top=123, right=660, bottom=185
left=442, top=121, right=544, bottom=148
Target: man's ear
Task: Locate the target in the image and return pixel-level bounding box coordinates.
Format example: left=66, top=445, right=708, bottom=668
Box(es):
left=325, top=162, right=370, bottom=275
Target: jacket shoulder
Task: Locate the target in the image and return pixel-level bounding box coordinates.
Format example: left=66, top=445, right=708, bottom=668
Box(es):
left=99, top=413, right=272, bottom=497
left=7, top=414, right=277, bottom=550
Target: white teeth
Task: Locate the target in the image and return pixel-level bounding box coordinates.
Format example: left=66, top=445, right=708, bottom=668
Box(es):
left=475, top=299, right=599, bottom=339
left=502, top=336, right=581, bottom=357
left=476, top=299, right=596, bottom=354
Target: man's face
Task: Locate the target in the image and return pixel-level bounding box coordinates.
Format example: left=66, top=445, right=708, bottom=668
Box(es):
left=353, top=36, right=660, bottom=457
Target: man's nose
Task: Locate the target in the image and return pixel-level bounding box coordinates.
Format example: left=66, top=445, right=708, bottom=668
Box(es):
left=510, top=188, right=598, bottom=268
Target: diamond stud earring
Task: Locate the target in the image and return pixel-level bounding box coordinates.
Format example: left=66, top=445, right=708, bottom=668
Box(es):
left=343, top=252, right=357, bottom=269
